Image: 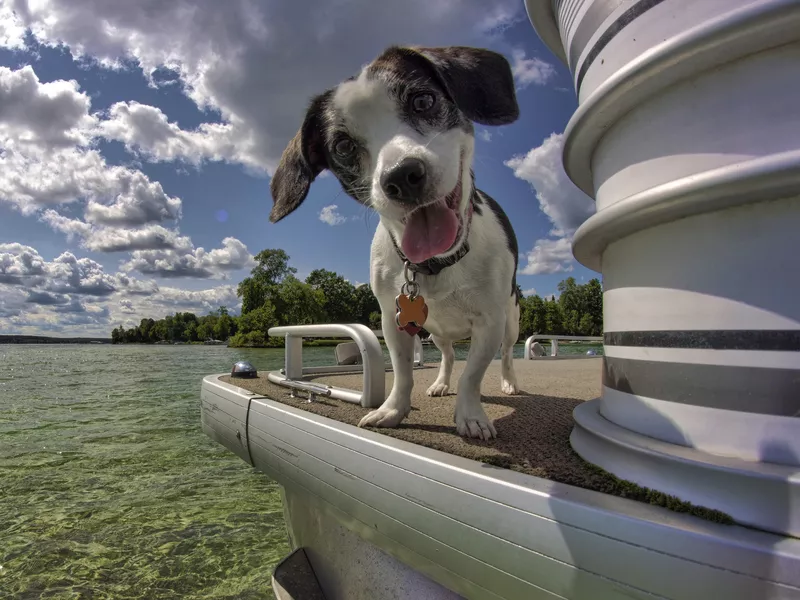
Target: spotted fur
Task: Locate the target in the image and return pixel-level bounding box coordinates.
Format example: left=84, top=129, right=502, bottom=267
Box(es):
left=270, top=45, right=522, bottom=439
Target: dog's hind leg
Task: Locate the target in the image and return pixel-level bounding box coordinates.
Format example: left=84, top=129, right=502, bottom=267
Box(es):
left=358, top=306, right=415, bottom=429
left=500, top=295, right=520, bottom=395
left=426, top=336, right=454, bottom=397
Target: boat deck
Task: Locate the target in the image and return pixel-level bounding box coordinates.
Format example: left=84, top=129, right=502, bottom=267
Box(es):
left=221, top=358, right=728, bottom=521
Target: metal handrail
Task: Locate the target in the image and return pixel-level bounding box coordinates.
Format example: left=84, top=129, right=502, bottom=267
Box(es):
left=266, top=324, right=424, bottom=408
left=524, top=334, right=602, bottom=359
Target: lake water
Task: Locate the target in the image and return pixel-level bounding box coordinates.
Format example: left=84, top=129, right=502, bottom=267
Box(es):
left=0, top=341, right=600, bottom=598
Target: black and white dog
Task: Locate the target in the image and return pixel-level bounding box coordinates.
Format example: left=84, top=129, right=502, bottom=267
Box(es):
left=270, top=46, right=521, bottom=440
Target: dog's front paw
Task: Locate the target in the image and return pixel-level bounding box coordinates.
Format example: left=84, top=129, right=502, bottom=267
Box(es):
left=358, top=406, right=409, bottom=429
left=426, top=381, right=450, bottom=397
left=501, top=378, right=519, bottom=395
left=454, top=402, right=497, bottom=440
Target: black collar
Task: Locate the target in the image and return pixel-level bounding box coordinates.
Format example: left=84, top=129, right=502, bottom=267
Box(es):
left=389, top=236, right=470, bottom=276
left=389, top=196, right=474, bottom=276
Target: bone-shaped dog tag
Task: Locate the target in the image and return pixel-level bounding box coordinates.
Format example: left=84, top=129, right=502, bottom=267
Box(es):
left=395, top=293, right=428, bottom=335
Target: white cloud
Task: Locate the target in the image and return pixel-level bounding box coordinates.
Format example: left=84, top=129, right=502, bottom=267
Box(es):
left=83, top=171, right=182, bottom=226
left=0, top=65, right=93, bottom=146
left=39, top=210, right=192, bottom=253
left=44, top=251, right=118, bottom=296
left=506, top=133, right=595, bottom=235
left=4, top=0, right=523, bottom=174
left=0, top=242, right=47, bottom=286
left=97, top=101, right=246, bottom=169
left=478, top=129, right=492, bottom=142
left=0, top=4, right=26, bottom=49
left=519, top=238, right=574, bottom=275
left=0, top=65, right=184, bottom=228
left=522, top=287, right=537, bottom=297
left=510, top=49, right=556, bottom=89
left=121, top=236, right=255, bottom=279
left=319, top=204, right=348, bottom=226
left=0, top=242, right=243, bottom=336
left=505, top=132, right=595, bottom=276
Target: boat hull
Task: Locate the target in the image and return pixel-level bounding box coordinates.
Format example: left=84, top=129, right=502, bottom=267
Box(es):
left=201, top=374, right=800, bottom=599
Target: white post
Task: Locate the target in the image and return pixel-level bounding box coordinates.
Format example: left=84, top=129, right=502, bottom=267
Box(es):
left=527, top=0, right=800, bottom=536
left=284, top=334, right=304, bottom=380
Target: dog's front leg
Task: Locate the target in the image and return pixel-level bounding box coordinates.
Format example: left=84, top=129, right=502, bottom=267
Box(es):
left=455, top=316, right=505, bottom=440
left=358, top=306, right=415, bottom=429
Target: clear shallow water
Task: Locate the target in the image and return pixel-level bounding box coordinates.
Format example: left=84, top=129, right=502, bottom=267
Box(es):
left=0, top=341, right=600, bottom=599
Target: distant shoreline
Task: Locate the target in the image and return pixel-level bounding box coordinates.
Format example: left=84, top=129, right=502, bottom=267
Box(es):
left=0, top=335, right=113, bottom=345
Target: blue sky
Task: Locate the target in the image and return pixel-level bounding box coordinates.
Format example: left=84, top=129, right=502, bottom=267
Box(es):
left=0, top=0, right=596, bottom=336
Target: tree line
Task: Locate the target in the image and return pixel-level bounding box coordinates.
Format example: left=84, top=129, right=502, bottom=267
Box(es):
left=110, top=249, right=603, bottom=346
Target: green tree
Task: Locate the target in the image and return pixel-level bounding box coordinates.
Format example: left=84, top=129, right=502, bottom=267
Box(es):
left=237, top=249, right=296, bottom=314
left=352, top=284, right=380, bottom=326
left=564, top=310, right=580, bottom=336
left=197, top=315, right=217, bottom=340
left=237, top=303, right=277, bottom=335
left=519, top=294, right=547, bottom=338
left=368, top=311, right=382, bottom=330
left=584, top=278, right=603, bottom=335
left=578, top=313, right=595, bottom=336
left=544, top=298, right=563, bottom=335
left=184, top=321, right=198, bottom=342
left=214, top=314, right=234, bottom=340
left=274, top=276, right=326, bottom=325
left=306, top=268, right=357, bottom=323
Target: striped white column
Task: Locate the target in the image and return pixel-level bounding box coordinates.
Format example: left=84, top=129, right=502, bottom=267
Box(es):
left=527, top=0, right=800, bottom=537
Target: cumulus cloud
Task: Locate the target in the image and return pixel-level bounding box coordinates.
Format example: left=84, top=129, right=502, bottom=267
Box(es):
left=45, top=251, right=118, bottom=296
left=5, top=0, right=523, bottom=174
left=121, top=237, right=255, bottom=279
left=25, top=290, right=71, bottom=306
left=0, top=242, right=47, bottom=286
left=39, top=210, right=192, bottom=253
left=519, top=238, right=574, bottom=275
left=505, top=133, right=595, bottom=275
left=510, top=49, right=556, bottom=89
left=0, top=65, right=184, bottom=227
left=83, top=172, right=182, bottom=226
left=0, top=242, right=117, bottom=337
left=0, top=4, right=26, bottom=49
left=0, top=242, right=243, bottom=336
left=0, top=65, right=93, bottom=146
left=319, top=205, right=348, bottom=226
left=97, top=101, right=244, bottom=168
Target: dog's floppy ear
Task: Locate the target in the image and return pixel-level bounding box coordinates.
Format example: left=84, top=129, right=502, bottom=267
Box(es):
left=269, top=93, right=329, bottom=223
left=413, top=46, right=519, bottom=126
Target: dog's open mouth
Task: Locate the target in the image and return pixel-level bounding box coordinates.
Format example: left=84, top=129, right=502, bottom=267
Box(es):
left=400, top=174, right=464, bottom=264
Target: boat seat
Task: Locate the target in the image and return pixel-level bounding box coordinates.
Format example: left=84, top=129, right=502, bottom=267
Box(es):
left=335, top=341, right=362, bottom=366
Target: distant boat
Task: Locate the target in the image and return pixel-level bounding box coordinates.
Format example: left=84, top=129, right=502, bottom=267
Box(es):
left=203, top=339, right=225, bottom=345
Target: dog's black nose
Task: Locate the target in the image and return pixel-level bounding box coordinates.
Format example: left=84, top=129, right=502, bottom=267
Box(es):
left=381, top=158, right=427, bottom=202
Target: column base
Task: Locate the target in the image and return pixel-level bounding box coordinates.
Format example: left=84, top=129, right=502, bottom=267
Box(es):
left=571, top=399, right=799, bottom=538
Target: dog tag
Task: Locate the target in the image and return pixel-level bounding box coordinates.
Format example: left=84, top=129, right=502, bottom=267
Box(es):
left=395, top=293, right=428, bottom=336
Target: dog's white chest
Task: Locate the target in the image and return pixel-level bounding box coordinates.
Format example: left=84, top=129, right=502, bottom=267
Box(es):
left=418, top=290, right=479, bottom=340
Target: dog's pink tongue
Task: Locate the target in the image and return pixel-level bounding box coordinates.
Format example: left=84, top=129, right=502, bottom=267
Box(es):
left=401, top=203, right=459, bottom=263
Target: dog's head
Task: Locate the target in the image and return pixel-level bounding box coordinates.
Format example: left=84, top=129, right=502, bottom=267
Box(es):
left=269, top=46, right=519, bottom=263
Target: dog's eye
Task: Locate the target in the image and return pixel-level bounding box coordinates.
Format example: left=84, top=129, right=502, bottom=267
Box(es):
left=334, top=138, right=356, bottom=158
left=411, top=92, right=436, bottom=113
